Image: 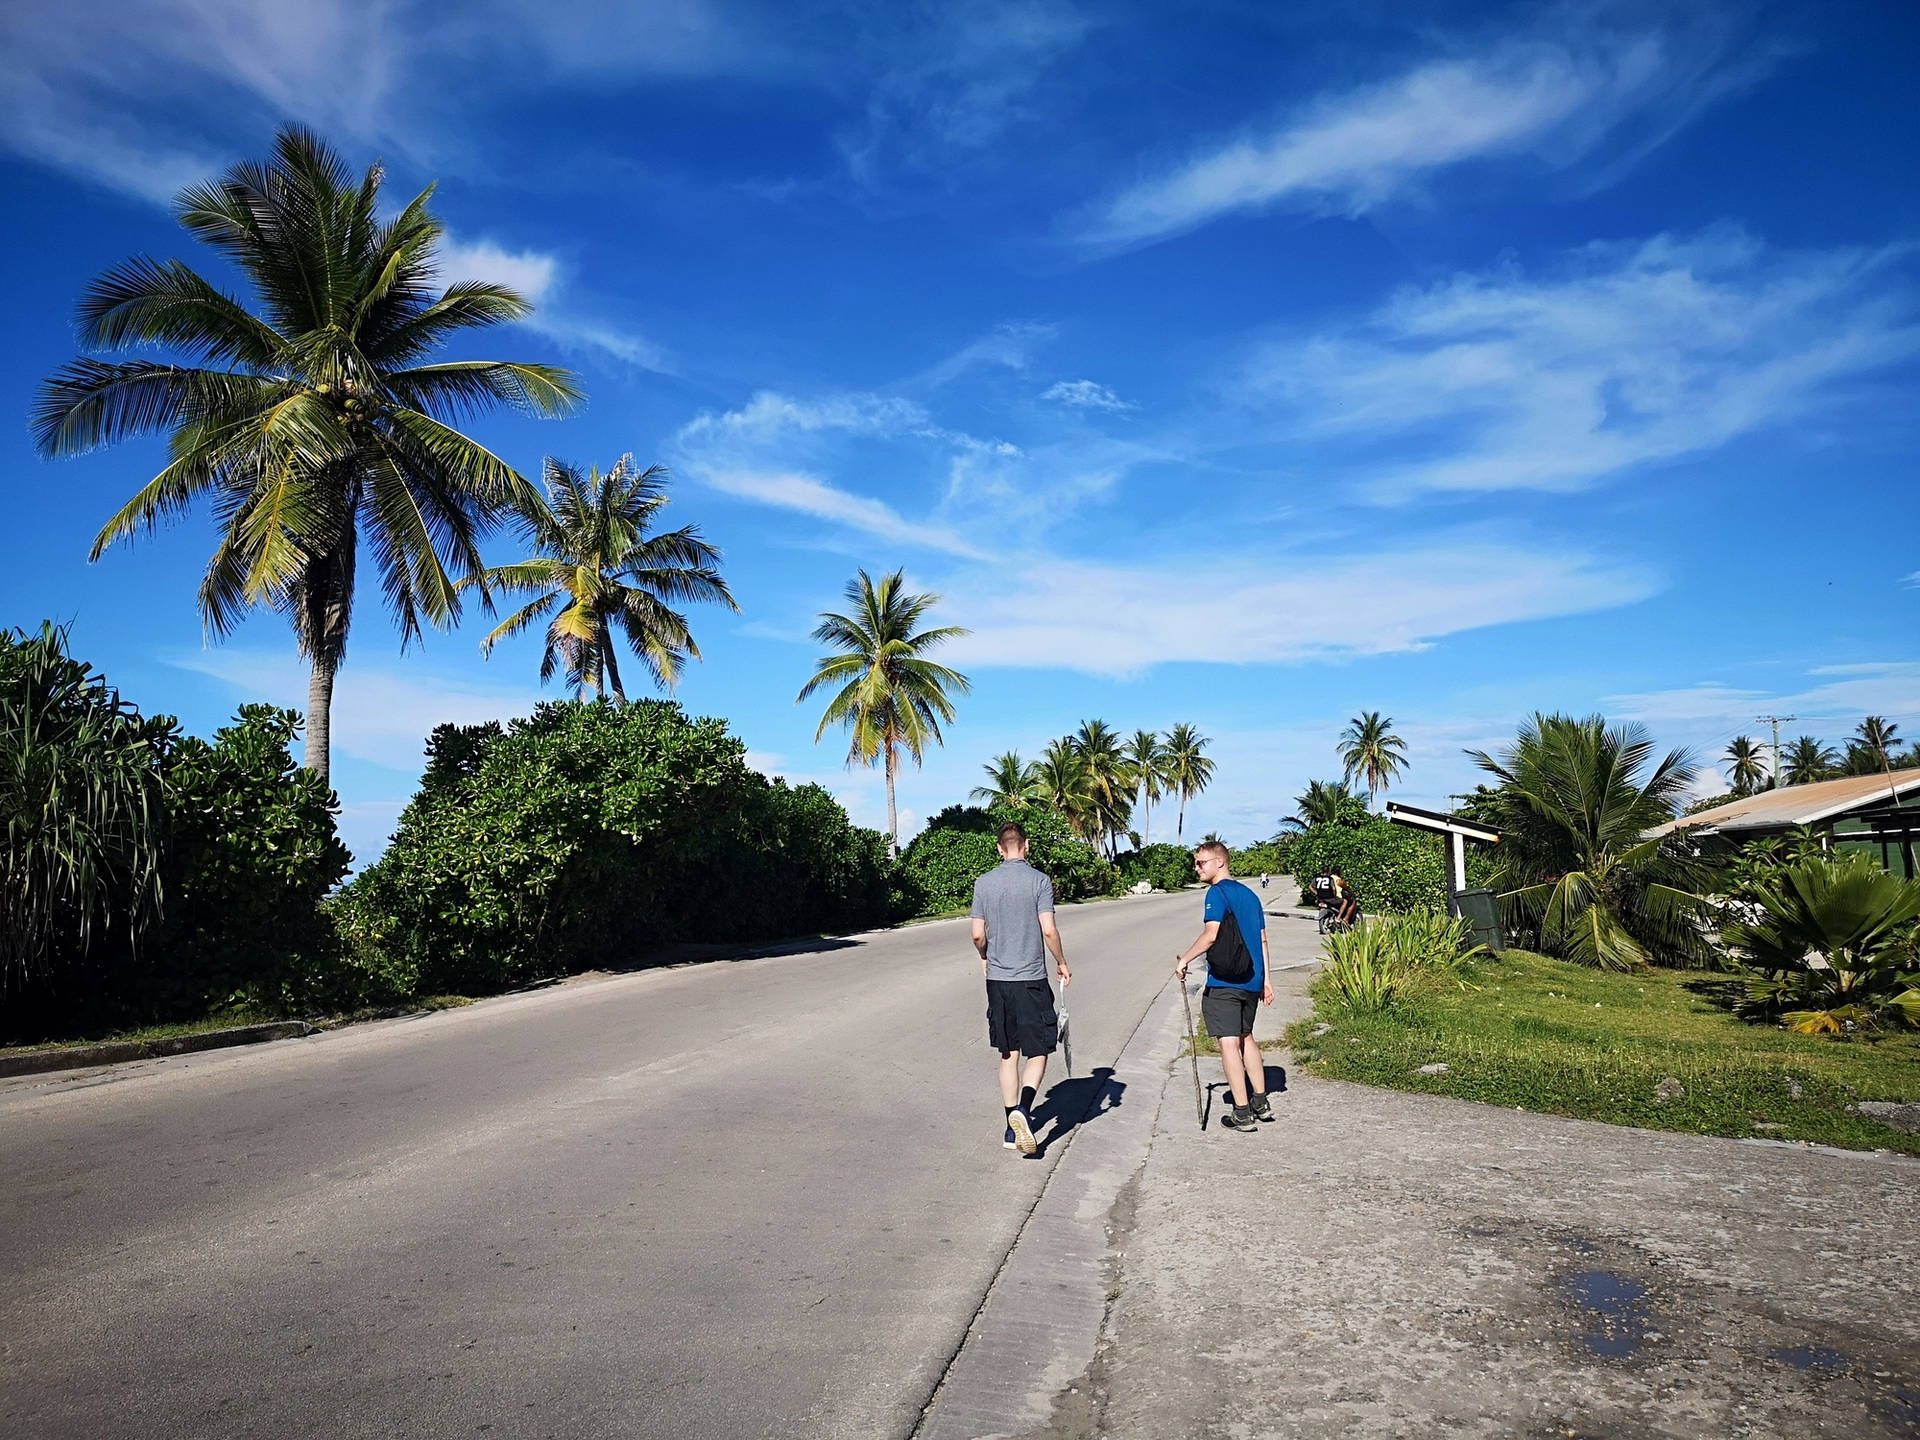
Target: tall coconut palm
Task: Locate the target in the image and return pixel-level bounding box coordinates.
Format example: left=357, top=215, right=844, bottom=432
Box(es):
left=1123, top=728, right=1169, bottom=847
left=1858, top=716, right=1902, bottom=761
left=1468, top=714, right=1710, bottom=970
left=473, top=457, right=734, bottom=701
left=1337, top=711, right=1409, bottom=810
left=1030, top=737, right=1095, bottom=837
left=797, top=569, right=970, bottom=856
left=1723, top=735, right=1769, bottom=796
left=1288, top=778, right=1367, bottom=830
left=1162, top=723, right=1214, bottom=842
left=1783, top=736, right=1839, bottom=786
left=970, top=751, right=1036, bottom=807
left=1071, top=719, right=1132, bottom=856
left=31, top=126, right=581, bottom=787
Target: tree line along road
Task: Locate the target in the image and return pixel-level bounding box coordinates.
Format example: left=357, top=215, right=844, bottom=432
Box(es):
left=0, top=886, right=1211, bottom=1440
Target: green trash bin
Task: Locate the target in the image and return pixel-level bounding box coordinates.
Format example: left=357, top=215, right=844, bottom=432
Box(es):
left=1450, top=887, right=1502, bottom=954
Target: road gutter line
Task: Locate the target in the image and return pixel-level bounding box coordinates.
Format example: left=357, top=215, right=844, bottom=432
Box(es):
left=910, top=974, right=1186, bottom=1440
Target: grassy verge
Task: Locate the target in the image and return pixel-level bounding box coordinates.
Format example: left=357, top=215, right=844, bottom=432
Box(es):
left=0, top=995, right=473, bottom=1059
left=1284, top=948, right=1920, bottom=1156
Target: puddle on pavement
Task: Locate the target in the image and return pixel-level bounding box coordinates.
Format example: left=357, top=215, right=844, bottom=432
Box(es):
left=1770, top=1345, right=1851, bottom=1371
left=1562, top=1270, right=1653, bottom=1360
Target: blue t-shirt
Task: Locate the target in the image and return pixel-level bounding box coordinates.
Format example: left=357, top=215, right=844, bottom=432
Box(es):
left=1202, top=878, right=1266, bottom=992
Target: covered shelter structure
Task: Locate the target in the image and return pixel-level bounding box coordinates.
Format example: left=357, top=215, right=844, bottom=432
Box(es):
left=1384, top=802, right=1503, bottom=950
left=1653, top=771, right=1920, bottom=879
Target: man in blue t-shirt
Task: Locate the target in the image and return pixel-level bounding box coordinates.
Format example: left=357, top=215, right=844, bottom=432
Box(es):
left=1174, top=840, right=1276, bottom=1132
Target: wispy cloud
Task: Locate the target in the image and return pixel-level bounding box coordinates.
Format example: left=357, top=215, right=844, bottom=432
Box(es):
left=439, top=234, right=673, bottom=372
left=1247, top=227, right=1920, bottom=497
left=702, top=469, right=987, bottom=559
left=1083, top=16, right=1765, bottom=249
left=1042, top=379, right=1130, bottom=412
left=941, top=535, right=1657, bottom=678
left=915, top=322, right=1057, bottom=388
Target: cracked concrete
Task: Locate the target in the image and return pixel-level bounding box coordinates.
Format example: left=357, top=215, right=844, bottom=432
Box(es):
left=1072, top=916, right=1920, bottom=1439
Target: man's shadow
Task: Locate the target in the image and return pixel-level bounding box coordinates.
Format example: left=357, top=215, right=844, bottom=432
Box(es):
left=1200, top=1063, right=1288, bottom=1129
left=1031, top=1067, right=1122, bottom=1157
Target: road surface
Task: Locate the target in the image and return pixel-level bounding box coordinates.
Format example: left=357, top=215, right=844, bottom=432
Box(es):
left=1, top=887, right=1208, bottom=1440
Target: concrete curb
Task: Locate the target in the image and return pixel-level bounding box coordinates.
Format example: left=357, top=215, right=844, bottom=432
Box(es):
left=0, top=1021, right=315, bottom=1078
left=913, top=974, right=1187, bottom=1440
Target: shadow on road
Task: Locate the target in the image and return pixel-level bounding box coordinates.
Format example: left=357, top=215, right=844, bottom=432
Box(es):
left=1033, top=1066, right=1122, bottom=1157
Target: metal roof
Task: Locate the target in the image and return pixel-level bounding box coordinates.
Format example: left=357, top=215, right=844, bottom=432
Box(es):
left=1654, top=770, right=1920, bottom=837
left=1384, top=801, right=1501, bottom=843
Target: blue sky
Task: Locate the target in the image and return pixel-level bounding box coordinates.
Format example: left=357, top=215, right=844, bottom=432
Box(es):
left=3, top=0, right=1918, bottom=863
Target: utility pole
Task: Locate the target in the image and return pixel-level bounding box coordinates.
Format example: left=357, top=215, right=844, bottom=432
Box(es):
left=1757, top=715, right=1796, bottom=789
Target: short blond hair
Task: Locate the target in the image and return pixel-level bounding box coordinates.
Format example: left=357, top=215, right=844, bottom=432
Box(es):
left=1193, top=840, right=1230, bottom=864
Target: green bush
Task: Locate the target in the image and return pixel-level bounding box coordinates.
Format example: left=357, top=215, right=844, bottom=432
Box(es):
left=1116, top=843, right=1198, bottom=892
left=148, top=705, right=352, bottom=1015
left=1286, top=818, right=1447, bottom=914
left=894, top=802, right=1114, bottom=918
left=0, top=627, right=352, bottom=1040
left=339, top=700, right=892, bottom=997
left=1231, top=840, right=1292, bottom=882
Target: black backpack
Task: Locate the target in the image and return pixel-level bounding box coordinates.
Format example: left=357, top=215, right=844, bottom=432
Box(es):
left=1207, top=901, right=1257, bottom=985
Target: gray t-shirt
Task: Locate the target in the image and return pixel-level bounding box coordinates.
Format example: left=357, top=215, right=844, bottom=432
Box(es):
left=970, top=859, right=1055, bottom=981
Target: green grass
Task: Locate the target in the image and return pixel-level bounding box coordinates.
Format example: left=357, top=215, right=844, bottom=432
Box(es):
left=0, top=995, right=474, bottom=1057
left=1285, top=949, right=1920, bottom=1155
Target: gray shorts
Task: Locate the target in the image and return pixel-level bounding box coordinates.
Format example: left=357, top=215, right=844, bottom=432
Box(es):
left=1202, top=986, right=1258, bottom=1040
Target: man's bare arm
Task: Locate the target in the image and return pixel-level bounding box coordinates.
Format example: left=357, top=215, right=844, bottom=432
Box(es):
left=1260, top=927, right=1275, bottom=1005
left=1174, top=920, right=1221, bottom=979
left=1039, top=912, right=1071, bottom=987
left=972, top=917, right=989, bottom=976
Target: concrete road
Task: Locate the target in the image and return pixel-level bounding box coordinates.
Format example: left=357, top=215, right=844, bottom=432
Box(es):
left=0, top=888, right=1207, bottom=1440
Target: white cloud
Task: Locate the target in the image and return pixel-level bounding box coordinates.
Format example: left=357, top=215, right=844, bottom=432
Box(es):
left=941, top=536, right=1656, bottom=678
left=1084, top=17, right=1763, bottom=248
left=438, top=233, right=672, bottom=372
left=1903, top=571, right=1920, bottom=589
left=1042, top=379, right=1130, bottom=411
left=915, top=322, right=1057, bottom=388
left=1248, top=228, right=1920, bottom=497
left=702, top=469, right=987, bottom=559
left=1606, top=662, right=1920, bottom=789
left=436, top=236, right=559, bottom=303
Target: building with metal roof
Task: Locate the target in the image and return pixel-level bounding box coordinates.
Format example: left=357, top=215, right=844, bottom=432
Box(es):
left=1655, top=771, right=1920, bottom=877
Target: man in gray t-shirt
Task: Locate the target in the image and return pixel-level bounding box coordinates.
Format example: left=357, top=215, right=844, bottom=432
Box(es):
left=970, top=821, right=1071, bottom=1156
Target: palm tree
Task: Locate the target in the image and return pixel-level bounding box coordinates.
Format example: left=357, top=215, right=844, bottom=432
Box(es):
left=1123, top=728, right=1168, bottom=847
left=32, top=127, right=581, bottom=787
left=1071, top=719, right=1132, bottom=856
left=1162, top=723, right=1215, bottom=842
left=797, top=569, right=970, bottom=856
left=970, top=752, right=1035, bottom=807
left=1030, top=738, right=1095, bottom=837
left=474, top=457, right=735, bottom=701
left=1783, top=736, right=1839, bottom=786
left=1858, top=716, right=1902, bottom=762
left=1723, top=735, right=1768, bottom=796
left=1468, top=714, right=1710, bottom=970
left=1288, top=778, right=1366, bottom=829
left=1337, top=711, right=1409, bottom=810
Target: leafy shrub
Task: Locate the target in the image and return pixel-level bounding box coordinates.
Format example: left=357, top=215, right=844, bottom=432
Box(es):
left=894, top=802, right=1113, bottom=917
left=1286, top=818, right=1447, bottom=914
left=0, top=627, right=353, bottom=1040
left=1116, top=843, right=1197, bottom=892
left=1721, top=853, right=1920, bottom=1034
left=1230, top=840, right=1291, bottom=881
left=1319, top=924, right=1410, bottom=1011
left=340, top=700, right=892, bottom=997
left=148, top=705, right=352, bottom=1015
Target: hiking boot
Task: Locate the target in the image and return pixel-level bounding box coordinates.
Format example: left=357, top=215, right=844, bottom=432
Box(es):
left=1008, top=1108, right=1038, bottom=1156
left=1251, top=1095, right=1275, bottom=1123
left=1220, top=1108, right=1260, bottom=1132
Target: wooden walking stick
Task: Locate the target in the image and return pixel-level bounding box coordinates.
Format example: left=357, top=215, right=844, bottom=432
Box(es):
left=1178, top=967, right=1206, bottom=1130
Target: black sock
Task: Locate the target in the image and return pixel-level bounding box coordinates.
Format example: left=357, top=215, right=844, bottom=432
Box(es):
left=1005, top=1105, right=1016, bottom=1122
left=1020, top=1085, right=1036, bottom=1113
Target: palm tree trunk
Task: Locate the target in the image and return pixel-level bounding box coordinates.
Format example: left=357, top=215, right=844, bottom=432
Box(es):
left=599, top=619, right=626, bottom=705
left=305, top=653, right=336, bottom=788
left=1177, top=790, right=1187, bottom=841
left=885, top=741, right=900, bottom=858
left=1141, top=789, right=1151, bottom=848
